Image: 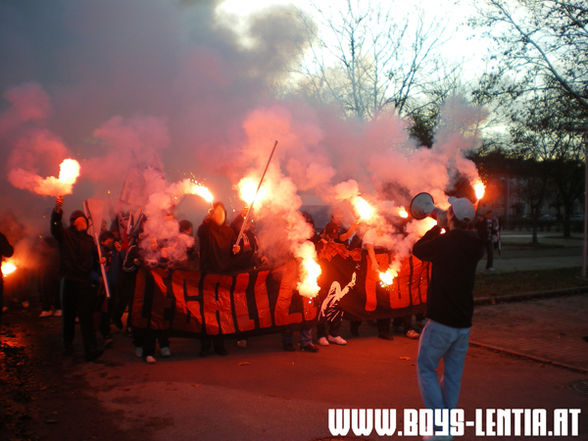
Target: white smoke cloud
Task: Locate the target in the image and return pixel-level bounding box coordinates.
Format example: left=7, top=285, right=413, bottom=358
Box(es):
left=0, top=0, right=487, bottom=279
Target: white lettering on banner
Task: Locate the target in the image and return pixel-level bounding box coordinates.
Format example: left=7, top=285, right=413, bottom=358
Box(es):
left=327, top=408, right=582, bottom=437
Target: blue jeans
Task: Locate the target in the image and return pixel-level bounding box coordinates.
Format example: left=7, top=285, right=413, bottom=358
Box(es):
left=417, top=319, right=470, bottom=411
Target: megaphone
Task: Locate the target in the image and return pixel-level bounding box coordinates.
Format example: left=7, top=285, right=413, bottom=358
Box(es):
left=409, top=192, right=447, bottom=226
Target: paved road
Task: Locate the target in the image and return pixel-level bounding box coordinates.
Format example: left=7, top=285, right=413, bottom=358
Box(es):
left=21, top=301, right=583, bottom=441
left=2, top=230, right=586, bottom=441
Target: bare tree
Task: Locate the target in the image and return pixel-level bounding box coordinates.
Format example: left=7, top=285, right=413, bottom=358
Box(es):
left=472, top=0, right=588, bottom=113
left=294, top=0, right=456, bottom=120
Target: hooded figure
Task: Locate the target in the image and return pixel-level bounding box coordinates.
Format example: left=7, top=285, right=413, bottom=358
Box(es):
left=51, top=198, right=102, bottom=361
left=197, top=202, right=237, bottom=274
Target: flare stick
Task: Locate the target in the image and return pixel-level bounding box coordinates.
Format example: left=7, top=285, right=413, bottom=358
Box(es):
left=235, top=140, right=278, bottom=247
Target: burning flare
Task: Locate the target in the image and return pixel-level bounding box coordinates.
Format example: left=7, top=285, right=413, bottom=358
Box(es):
left=1, top=260, right=17, bottom=277
left=296, top=242, right=322, bottom=298
left=379, top=264, right=399, bottom=288
left=237, top=176, right=268, bottom=206
left=189, top=182, right=214, bottom=203
left=58, top=159, right=81, bottom=186
left=474, top=180, right=485, bottom=201
left=398, top=207, right=409, bottom=219
left=415, top=217, right=438, bottom=236
left=352, top=196, right=375, bottom=221
left=8, top=157, right=81, bottom=196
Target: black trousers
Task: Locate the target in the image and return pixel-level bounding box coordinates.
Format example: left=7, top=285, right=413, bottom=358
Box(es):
left=113, top=271, right=136, bottom=326
left=61, top=278, right=98, bottom=356
left=40, top=274, right=61, bottom=311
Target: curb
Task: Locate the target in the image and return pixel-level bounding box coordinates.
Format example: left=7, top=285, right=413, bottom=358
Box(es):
left=469, top=340, right=588, bottom=375
left=474, top=286, right=588, bottom=306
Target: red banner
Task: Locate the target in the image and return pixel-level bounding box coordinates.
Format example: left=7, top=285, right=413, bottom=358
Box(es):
left=130, top=245, right=430, bottom=335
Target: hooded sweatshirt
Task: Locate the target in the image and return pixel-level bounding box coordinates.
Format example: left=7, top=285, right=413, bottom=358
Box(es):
left=412, top=225, right=484, bottom=328
left=51, top=209, right=98, bottom=282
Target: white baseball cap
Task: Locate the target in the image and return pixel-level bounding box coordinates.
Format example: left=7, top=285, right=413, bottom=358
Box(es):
left=448, top=197, right=475, bottom=223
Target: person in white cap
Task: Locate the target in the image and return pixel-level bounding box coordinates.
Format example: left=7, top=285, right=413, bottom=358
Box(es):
left=412, top=197, right=484, bottom=441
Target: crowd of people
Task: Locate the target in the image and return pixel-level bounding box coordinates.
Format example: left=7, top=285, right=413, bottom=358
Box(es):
left=0, top=197, right=494, bottom=365
left=15, top=197, right=433, bottom=363
left=1, top=195, right=485, bottom=440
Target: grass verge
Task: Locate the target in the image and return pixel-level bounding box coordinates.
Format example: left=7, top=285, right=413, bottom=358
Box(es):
left=474, top=267, right=588, bottom=298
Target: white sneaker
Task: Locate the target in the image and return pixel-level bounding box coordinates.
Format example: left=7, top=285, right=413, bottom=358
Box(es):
left=145, top=355, right=156, bottom=364
left=327, top=335, right=347, bottom=345
left=317, top=336, right=330, bottom=346
left=160, top=346, right=171, bottom=357
left=406, top=329, right=420, bottom=339
left=134, top=347, right=143, bottom=358
left=39, top=310, right=53, bottom=318
left=53, top=309, right=62, bottom=317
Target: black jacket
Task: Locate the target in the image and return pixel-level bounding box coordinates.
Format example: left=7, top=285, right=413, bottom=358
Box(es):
left=413, top=226, right=483, bottom=328
left=197, top=218, right=236, bottom=274
left=50, top=210, right=98, bottom=282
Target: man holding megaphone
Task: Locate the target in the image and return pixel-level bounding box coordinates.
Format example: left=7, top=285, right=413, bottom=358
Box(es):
left=411, top=196, right=484, bottom=441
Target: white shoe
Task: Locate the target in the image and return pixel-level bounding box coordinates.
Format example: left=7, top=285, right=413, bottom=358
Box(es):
left=135, top=347, right=143, bottom=358
left=145, top=355, right=156, bottom=364
left=53, top=309, right=62, bottom=317
left=406, top=329, right=420, bottom=339
left=39, top=310, right=53, bottom=318
left=327, top=335, right=347, bottom=345
left=160, top=346, right=171, bottom=357
left=317, top=336, right=330, bottom=346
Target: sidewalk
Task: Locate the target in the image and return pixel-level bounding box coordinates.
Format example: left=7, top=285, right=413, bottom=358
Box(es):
left=471, top=293, right=588, bottom=373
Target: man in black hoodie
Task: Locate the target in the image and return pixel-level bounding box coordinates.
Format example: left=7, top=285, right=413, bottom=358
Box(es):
left=51, top=196, right=102, bottom=361
left=412, top=197, right=483, bottom=440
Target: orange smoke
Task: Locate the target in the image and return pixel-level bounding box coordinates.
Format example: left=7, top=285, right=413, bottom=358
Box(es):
left=1, top=259, right=17, bottom=277
left=296, top=242, right=322, bottom=298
